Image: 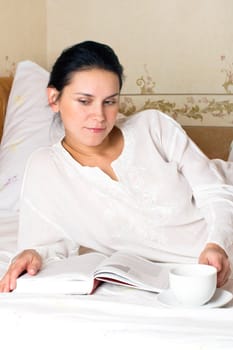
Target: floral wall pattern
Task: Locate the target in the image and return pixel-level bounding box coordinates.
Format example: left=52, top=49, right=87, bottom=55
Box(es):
left=1, top=56, right=16, bottom=77
left=221, top=56, right=233, bottom=94
left=120, top=56, right=233, bottom=126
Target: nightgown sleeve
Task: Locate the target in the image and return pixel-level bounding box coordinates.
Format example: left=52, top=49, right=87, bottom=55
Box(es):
left=16, top=147, right=79, bottom=263
left=149, top=110, right=233, bottom=257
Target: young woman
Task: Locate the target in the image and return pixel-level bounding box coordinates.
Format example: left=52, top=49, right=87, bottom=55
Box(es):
left=0, top=41, right=232, bottom=292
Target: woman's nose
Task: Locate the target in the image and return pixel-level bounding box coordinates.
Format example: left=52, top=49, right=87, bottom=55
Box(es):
left=92, top=104, right=105, bottom=120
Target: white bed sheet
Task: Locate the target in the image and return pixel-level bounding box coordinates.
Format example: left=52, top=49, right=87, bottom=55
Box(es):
left=0, top=217, right=233, bottom=350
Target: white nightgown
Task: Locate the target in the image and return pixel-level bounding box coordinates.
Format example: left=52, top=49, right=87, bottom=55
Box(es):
left=17, top=110, right=233, bottom=264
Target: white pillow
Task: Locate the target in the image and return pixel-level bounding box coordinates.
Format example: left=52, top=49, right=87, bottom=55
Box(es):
left=0, top=61, right=64, bottom=217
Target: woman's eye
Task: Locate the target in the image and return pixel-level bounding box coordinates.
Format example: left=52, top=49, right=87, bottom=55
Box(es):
left=79, top=99, right=89, bottom=105
left=104, top=100, right=116, bottom=105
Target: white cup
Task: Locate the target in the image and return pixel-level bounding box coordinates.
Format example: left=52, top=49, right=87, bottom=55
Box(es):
left=169, top=264, right=217, bottom=307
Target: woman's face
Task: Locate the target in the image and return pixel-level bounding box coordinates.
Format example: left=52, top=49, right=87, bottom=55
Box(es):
left=48, top=68, right=120, bottom=147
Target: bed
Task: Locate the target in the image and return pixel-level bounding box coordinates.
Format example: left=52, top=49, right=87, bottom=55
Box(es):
left=1, top=61, right=233, bottom=350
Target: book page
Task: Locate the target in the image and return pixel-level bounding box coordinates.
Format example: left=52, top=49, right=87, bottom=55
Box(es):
left=94, top=251, right=169, bottom=292
left=36, top=252, right=105, bottom=279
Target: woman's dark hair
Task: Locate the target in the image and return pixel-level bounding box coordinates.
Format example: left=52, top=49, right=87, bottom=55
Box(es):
left=48, top=41, right=124, bottom=93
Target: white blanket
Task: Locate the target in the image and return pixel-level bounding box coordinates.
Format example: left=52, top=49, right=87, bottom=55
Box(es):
left=0, top=284, right=233, bottom=350
left=0, top=217, right=233, bottom=350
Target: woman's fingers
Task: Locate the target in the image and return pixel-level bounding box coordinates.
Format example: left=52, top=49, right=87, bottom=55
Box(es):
left=216, top=257, right=231, bottom=287
left=0, top=249, right=42, bottom=293
left=198, top=243, right=231, bottom=287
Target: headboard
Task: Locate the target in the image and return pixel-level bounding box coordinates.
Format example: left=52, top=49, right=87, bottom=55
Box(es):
left=183, top=125, right=233, bottom=160
left=0, top=76, right=232, bottom=160
left=0, top=77, right=13, bottom=140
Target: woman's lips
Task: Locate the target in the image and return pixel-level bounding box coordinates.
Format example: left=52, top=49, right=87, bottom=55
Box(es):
left=86, top=127, right=106, bottom=133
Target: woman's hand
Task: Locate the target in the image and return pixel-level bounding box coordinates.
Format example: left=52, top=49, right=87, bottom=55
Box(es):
left=198, top=243, right=231, bottom=287
left=0, top=249, right=42, bottom=293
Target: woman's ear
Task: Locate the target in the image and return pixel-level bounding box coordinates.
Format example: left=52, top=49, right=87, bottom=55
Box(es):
left=47, top=87, right=60, bottom=112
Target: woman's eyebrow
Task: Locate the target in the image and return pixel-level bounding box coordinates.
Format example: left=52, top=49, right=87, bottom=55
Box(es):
left=72, top=92, right=120, bottom=98
left=105, top=93, right=120, bottom=98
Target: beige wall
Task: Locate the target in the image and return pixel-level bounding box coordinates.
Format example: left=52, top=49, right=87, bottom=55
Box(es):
left=46, top=0, right=233, bottom=126
left=46, top=0, right=233, bottom=92
left=0, top=0, right=233, bottom=126
left=0, top=0, right=47, bottom=75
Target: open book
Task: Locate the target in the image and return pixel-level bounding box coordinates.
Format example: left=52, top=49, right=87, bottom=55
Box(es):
left=14, top=251, right=170, bottom=295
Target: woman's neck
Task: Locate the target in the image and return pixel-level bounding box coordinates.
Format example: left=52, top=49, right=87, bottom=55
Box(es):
left=62, top=127, right=123, bottom=167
